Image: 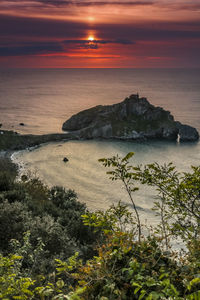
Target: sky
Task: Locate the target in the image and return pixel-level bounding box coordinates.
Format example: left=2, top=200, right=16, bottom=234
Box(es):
left=0, top=0, right=200, bottom=68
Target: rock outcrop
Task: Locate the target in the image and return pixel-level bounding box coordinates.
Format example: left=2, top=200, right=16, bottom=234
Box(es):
left=62, top=94, right=199, bottom=142
left=176, top=122, right=199, bottom=142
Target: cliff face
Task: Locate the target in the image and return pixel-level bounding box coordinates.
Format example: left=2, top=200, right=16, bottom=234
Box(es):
left=62, top=95, right=199, bottom=142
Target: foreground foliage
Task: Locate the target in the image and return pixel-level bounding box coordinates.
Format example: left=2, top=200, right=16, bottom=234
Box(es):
left=0, top=158, right=98, bottom=278
left=0, top=154, right=199, bottom=299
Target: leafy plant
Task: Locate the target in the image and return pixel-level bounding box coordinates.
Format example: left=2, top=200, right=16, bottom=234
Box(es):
left=135, top=162, right=200, bottom=247
left=99, top=153, right=141, bottom=242
left=0, top=254, right=35, bottom=299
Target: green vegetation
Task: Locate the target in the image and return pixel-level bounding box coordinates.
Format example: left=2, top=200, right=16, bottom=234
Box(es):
left=0, top=153, right=199, bottom=299
left=0, top=158, right=98, bottom=276
left=111, top=114, right=176, bottom=136
left=0, top=130, right=74, bottom=151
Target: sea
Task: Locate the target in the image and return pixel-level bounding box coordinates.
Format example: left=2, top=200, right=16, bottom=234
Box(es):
left=1, top=68, right=200, bottom=225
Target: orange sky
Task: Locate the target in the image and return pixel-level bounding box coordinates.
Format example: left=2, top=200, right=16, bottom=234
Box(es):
left=0, top=0, right=200, bottom=67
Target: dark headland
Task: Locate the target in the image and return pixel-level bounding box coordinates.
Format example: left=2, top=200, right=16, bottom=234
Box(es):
left=0, top=94, right=199, bottom=151
left=62, top=94, right=199, bottom=142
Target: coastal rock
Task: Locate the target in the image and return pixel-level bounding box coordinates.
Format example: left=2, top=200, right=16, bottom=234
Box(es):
left=176, top=122, right=199, bottom=142
left=62, top=94, right=199, bottom=142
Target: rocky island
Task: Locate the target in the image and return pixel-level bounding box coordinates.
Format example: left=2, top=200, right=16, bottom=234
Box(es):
left=62, top=94, right=199, bottom=142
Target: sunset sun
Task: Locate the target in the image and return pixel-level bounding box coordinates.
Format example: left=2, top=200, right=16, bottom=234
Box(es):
left=88, top=35, right=95, bottom=42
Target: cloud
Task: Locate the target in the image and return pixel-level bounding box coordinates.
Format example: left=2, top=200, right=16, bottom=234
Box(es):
left=0, top=14, right=89, bottom=38
left=96, top=22, right=200, bottom=41
left=0, top=42, right=64, bottom=56
left=2, top=0, right=200, bottom=11
left=179, top=4, right=200, bottom=11
left=0, top=0, right=156, bottom=8
left=0, top=13, right=200, bottom=60
left=63, top=38, right=134, bottom=49
left=158, top=2, right=200, bottom=12
left=41, top=0, right=155, bottom=7
left=0, top=38, right=134, bottom=56
left=1, top=13, right=200, bottom=43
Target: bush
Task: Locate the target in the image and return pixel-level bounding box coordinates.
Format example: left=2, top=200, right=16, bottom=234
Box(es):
left=64, top=203, right=200, bottom=299
left=0, top=254, right=34, bottom=300
left=0, top=200, right=31, bottom=252
left=0, top=167, right=98, bottom=277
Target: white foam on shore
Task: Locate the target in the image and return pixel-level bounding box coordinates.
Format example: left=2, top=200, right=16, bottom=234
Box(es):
left=11, top=148, right=40, bottom=181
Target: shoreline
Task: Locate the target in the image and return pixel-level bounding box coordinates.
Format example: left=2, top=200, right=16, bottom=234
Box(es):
left=1, top=129, right=199, bottom=153
left=0, top=128, right=199, bottom=171
left=0, top=131, right=77, bottom=175
left=0, top=130, right=78, bottom=152
left=1, top=132, right=200, bottom=220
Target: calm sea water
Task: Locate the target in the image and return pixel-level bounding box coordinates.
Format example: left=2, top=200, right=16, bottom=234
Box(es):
left=1, top=68, right=200, bottom=134
left=1, top=68, right=199, bottom=224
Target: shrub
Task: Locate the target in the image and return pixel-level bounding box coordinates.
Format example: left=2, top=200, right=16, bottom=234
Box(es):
left=0, top=254, right=35, bottom=300
left=0, top=200, right=31, bottom=252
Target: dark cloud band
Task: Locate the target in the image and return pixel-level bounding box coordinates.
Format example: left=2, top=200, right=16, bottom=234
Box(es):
left=0, top=0, right=155, bottom=8
left=0, top=42, right=63, bottom=56
left=2, top=0, right=200, bottom=11
left=63, top=39, right=133, bottom=44
left=0, top=39, right=134, bottom=56
left=41, top=0, right=155, bottom=7
left=1, top=14, right=200, bottom=41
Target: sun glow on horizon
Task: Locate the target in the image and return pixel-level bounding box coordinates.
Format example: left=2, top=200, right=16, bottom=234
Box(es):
left=88, top=35, right=95, bottom=42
